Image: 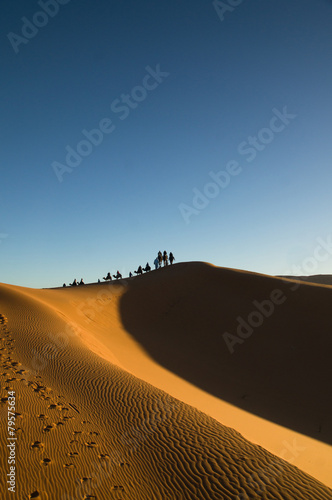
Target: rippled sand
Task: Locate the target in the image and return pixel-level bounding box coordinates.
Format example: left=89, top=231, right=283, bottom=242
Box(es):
left=0, top=262, right=331, bottom=499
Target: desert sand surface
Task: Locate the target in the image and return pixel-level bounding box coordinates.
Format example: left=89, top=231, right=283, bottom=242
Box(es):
left=0, top=262, right=331, bottom=499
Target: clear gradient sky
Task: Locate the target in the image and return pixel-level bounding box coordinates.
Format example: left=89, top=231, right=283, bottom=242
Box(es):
left=1, top=0, right=332, bottom=288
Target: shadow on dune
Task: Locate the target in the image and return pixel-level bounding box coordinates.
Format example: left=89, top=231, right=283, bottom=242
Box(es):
left=119, top=262, right=332, bottom=445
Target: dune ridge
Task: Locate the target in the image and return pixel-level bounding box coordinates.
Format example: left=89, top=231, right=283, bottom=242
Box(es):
left=0, top=263, right=332, bottom=499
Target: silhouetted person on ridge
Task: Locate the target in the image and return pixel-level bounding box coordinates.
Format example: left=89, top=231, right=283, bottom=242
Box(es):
left=103, top=272, right=112, bottom=281
left=157, top=251, right=162, bottom=268
left=169, top=252, right=175, bottom=265
left=79, top=278, right=85, bottom=285
left=113, top=270, right=122, bottom=280
left=70, top=279, right=77, bottom=286
left=163, top=251, right=168, bottom=266
left=154, top=258, right=159, bottom=270
left=129, top=272, right=133, bottom=278
left=144, top=262, right=151, bottom=272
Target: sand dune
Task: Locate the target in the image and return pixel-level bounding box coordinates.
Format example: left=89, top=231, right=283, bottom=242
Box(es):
left=279, top=274, right=332, bottom=286
left=0, top=262, right=331, bottom=499
left=120, top=263, right=332, bottom=443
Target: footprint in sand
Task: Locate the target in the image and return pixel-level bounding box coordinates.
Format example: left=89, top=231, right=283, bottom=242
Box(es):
left=48, top=403, right=59, bottom=410
left=80, top=477, right=93, bottom=483
left=83, top=496, right=97, bottom=499
left=98, top=454, right=110, bottom=460
left=73, top=430, right=82, bottom=435
left=41, top=458, right=52, bottom=466
left=43, top=424, right=56, bottom=433
left=88, top=431, right=99, bottom=436
left=85, top=442, right=98, bottom=448
left=62, top=415, right=75, bottom=421
left=67, top=451, right=79, bottom=457
left=31, top=441, right=44, bottom=449
left=28, top=490, right=48, bottom=499
left=37, top=414, right=48, bottom=421
left=33, top=386, right=46, bottom=393
left=63, top=463, right=75, bottom=469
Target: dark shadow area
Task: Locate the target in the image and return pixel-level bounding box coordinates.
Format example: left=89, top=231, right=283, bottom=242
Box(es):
left=119, top=262, right=332, bottom=445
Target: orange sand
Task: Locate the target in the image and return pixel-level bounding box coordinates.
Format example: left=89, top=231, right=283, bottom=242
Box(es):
left=0, top=262, right=331, bottom=499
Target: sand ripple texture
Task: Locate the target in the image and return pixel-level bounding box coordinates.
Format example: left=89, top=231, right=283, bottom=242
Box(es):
left=0, top=273, right=331, bottom=499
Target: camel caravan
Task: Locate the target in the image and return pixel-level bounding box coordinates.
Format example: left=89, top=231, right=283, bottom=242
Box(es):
left=64, top=250, right=175, bottom=287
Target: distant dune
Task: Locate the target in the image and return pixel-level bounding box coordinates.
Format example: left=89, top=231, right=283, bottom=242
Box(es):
left=0, top=262, right=331, bottom=499
left=278, top=274, right=332, bottom=286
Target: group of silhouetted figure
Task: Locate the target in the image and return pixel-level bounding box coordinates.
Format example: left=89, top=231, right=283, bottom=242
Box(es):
left=154, top=250, right=174, bottom=269
left=103, top=271, right=123, bottom=281
left=63, top=251, right=175, bottom=287
left=67, top=278, right=85, bottom=286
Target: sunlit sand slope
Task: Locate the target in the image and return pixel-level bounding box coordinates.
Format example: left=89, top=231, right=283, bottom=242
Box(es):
left=0, top=267, right=331, bottom=499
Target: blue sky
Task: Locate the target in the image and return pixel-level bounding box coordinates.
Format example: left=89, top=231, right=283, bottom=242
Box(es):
left=1, top=0, right=332, bottom=288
